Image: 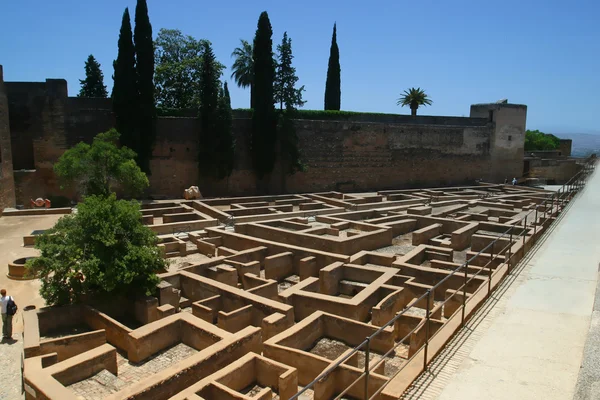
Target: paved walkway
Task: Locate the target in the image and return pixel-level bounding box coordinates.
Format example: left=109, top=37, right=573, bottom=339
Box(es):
left=0, top=336, right=23, bottom=400
left=403, top=168, right=600, bottom=400
left=0, top=214, right=63, bottom=400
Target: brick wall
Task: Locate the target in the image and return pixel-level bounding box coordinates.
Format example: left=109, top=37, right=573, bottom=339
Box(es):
left=528, top=159, right=581, bottom=184
left=285, top=120, right=492, bottom=193
left=144, top=118, right=495, bottom=198
left=0, top=66, right=16, bottom=209
left=3, top=74, right=527, bottom=204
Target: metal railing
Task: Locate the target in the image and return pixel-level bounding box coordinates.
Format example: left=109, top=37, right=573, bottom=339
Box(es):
left=290, top=160, right=596, bottom=400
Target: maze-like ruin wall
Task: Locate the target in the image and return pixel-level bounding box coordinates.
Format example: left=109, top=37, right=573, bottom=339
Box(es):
left=20, top=180, right=580, bottom=400
left=1, top=67, right=527, bottom=204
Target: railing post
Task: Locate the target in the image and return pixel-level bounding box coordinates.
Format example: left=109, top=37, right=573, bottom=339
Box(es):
left=523, top=215, right=527, bottom=246
left=488, top=245, right=494, bottom=296
left=508, top=229, right=513, bottom=274
left=462, top=261, right=468, bottom=325
left=424, top=290, right=431, bottom=370
left=534, top=208, right=538, bottom=236
left=364, top=337, right=370, bottom=400
left=570, top=182, right=573, bottom=198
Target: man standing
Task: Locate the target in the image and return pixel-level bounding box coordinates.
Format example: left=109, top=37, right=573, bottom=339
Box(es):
left=1, top=289, right=15, bottom=340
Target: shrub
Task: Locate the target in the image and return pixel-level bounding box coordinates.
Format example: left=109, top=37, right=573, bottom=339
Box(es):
left=27, top=194, right=165, bottom=306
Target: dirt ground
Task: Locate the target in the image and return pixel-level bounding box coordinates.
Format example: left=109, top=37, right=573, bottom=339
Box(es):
left=0, top=214, right=63, bottom=333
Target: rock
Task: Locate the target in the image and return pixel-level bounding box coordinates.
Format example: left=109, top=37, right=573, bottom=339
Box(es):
left=183, top=186, right=202, bottom=200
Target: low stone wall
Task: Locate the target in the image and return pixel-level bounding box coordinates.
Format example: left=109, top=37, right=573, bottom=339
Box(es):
left=2, top=207, right=71, bottom=216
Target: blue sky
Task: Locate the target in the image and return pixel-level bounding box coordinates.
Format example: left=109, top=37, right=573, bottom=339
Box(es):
left=2, top=0, right=599, bottom=133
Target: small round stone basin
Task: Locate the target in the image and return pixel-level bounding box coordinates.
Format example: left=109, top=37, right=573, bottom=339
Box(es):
left=7, top=257, right=38, bottom=280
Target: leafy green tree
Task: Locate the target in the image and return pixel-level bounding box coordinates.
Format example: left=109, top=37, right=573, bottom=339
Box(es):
left=27, top=194, right=165, bottom=306
left=154, top=29, right=224, bottom=109
left=215, top=82, right=235, bottom=179
left=251, top=11, right=278, bottom=179
left=198, top=41, right=222, bottom=179
left=54, top=129, right=149, bottom=197
left=275, top=32, right=305, bottom=175
left=134, top=0, right=156, bottom=174
left=112, top=8, right=139, bottom=159
left=78, top=55, right=108, bottom=98
left=397, top=87, right=433, bottom=116
left=231, top=39, right=254, bottom=108
left=525, top=130, right=561, bottom=151
left=275, top=32, right=305, bottom=110
left=324, top=23, right=341, bottom=110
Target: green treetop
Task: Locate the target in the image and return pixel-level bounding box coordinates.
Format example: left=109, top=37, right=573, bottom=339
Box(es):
left=396, top=87, right=433, bottom=116
left=78, top=55, right=108, bottom=98
left=231, top=39, right=254, bottom=108
left=154, top=28, right=224, bottom=109
left=54, top=129, right=149, bottom=198
left=525, top=130, right=561, bottom=151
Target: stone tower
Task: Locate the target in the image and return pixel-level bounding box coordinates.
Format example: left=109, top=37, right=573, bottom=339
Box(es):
left=0, top=65, right=16, bottom=209
left=470, top=101, right=527, bottom=182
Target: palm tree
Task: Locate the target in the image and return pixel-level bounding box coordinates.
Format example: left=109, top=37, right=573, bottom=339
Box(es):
left=397, top=87, right=433, bottom=116
left=231, top=39, right=254, bottom=108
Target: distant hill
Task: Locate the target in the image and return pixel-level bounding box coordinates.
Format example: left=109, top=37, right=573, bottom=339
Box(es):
left=553, top=132, right=600, bottom=157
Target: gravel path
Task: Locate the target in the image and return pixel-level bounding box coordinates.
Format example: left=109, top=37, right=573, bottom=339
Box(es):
left=0, top=333, right=24, bottom=400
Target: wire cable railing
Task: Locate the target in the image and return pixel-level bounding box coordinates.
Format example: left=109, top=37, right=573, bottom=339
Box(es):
left=289, top=159, right=596, bottom=400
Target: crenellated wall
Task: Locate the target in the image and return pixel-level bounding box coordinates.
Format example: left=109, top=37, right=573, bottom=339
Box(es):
left=1, top=68, right=527, bottom=205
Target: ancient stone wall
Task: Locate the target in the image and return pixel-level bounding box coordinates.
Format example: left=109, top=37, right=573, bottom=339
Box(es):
left=559, top=139, right=572, bottom=157
left=6, top=78, right=114, bottom=204
left=470, top=103, right=527, bottom=182
left=0, top=66, right=16, bottom=209
left=147, top=117, right=496, bottom=198
left=1, top=71, right=527, bottom=204
left=285, top=120, right=492, bottom=193
left=527, top=158, right=581, bottom=184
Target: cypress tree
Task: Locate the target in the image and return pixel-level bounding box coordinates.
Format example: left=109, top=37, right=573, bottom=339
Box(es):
left=324, top=23, right=341, bottom=110
left=251, top=11, right=277, bottom=179
left=275, top=32, right=305, bottom=111
left=198, top=42, right=221, bottom=179
left=216, top=82, right=235, bottom=179
left=79, top=55, right=108, bottom=98
left=223, top=81, right=232, bottom=107
left=112, top=8, right=139, bottom=156
left=134, top=0, right=156, bottom=174
left=276, top=33, right=305, bottom=175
